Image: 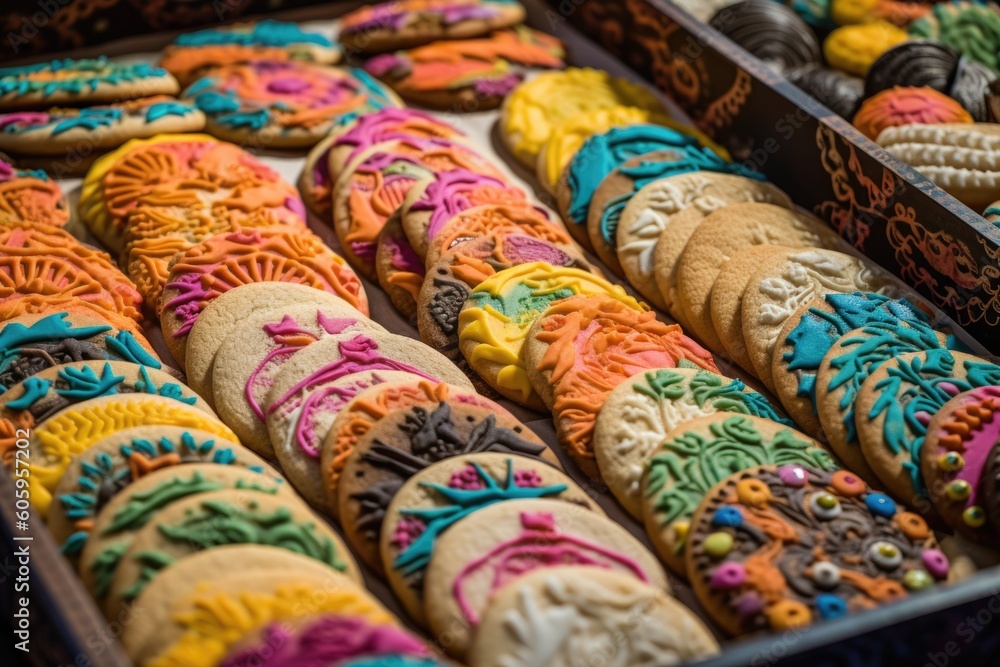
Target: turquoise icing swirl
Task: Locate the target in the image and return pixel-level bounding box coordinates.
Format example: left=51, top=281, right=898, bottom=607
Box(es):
left=173, top=20, right=334, bottom=48
left=0, top=58, right=168, bottom=98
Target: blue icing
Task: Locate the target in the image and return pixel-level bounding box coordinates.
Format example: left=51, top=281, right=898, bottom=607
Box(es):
left=103, top=331, right=162, bottom=369
left=0, top=313, right=111, bottom=375
left=6, top=377, right=52, bottom=410
left=598, top=146, right=762, bottom=246
left=350, top=67, right=395, bottom=111
left=567, top=124, right=700, bottom=227
left=0, top=58, right=168, bottom=97
left=193, top=90, right=241, bottom=114
left=790, top=0, right=836, bottom=30
left=338, top=657, right=445, bottom=667
left=173, top=20, right=333, bottom=48
left=712, top=506, right=743, bottom=527
left=216, top=108, right=270, bottom=130
left=865, top=493, right=896, bottom=518
left=55, top=364, right=125, bottom=399
left=816, top=594, right=848, bottom=620
left=146, top=101, right=196, bottom=122
left=51, top=107, right=123, bottom=135
left=183, top=76, right=216, bottom=97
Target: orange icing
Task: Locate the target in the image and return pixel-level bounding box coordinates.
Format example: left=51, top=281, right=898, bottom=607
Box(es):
left=853, top=86, right=973, bottom=140
left=0, top=175, right=68, bottom=228
left=430, top=205, right=567, bottom=258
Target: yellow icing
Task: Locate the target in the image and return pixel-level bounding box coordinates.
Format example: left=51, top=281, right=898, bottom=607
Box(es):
left=26, top=395, right=235, bottom=518
left=830, top=0, right=877, bottom=25
left=149, top=582, right=393, bottom=667
left=503, top=68, right=668, bottom=166
left=457, top=262, right=642, bottom=403
left=824, top=22, right=908, bottom=77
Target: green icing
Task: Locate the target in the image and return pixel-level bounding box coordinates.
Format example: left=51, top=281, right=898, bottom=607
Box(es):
left=633, top=369, right=793, bottom=426
left=910, top=4, right=1000, bottom=73
left=470, top=282, right=575, bottom=328
left=90, top=541, right=128, bottom=598
left=645, top=415, right=838, bottom=553
left=102, top=472, right=224, bottom=535
left=121, top=550, right=176, bottom=601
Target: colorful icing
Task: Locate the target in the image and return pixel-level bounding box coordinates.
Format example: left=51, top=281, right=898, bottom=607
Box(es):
left=823, top=21, right=908, bottom=77
left=0, top=58, right=170, bottom=98
left=0, top=97, right=196, bottom=140
left=174, top=20, right=334, bottom=48
left=910, top=2, right=1000, bottom=73
left=340, top=0, right=513, bottom=34
left=410, top=169, right=524, bottom=245
left=853, top=86, right=974, bottom=140
left=0, top=161, right=68, bottom=228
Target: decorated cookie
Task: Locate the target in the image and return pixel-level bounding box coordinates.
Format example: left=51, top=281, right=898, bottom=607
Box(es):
left=856, top=350, right=1000, bottom=503
left=376, top=211, right=426, bottom=318
left=104, top=489, right=360, bottom=619
left=160, top=20, right=340, bottom=86
left=557, top=124, right=721, bottom=250
left=526, top=294, right=718, bottom=477
left=184, top=282, right=360, bottom=407
left=469, top=566, right=719, bottom=667
left=418, top=231, right=589, bottom=377
left=772, top=292, right=933, bottom=438
left=709, top=0, right=821, bottom=75
left=22, top=393, right=235, bottom=518
left=909, top=1, right=1000, bottom=74
left=0, top=96, right=204, bottom=158
left=338, top=0, right=526, bottom=54
left=922, top=387, right=1000, bottom=545
left=786, top=66, right=864, bottom=119
left=642, top=414, right=838, bottom=574
left=219, top=615, right=432, bottom=667
left=333, top=137, right=504, bottom=276
left=672, top=203, right=842, bottom=349
left=740, top=248, right=914, bottom=392
left=853, top=87, right=974, bottom=140
left=865, top=41, right=993, bottom=122
left=423, top=498, right=669, bottom=658
left=78, top=465, right=291, bottom=607
left=0, top=57, right=178, bottom=110
left=687, top=465, right=946, bottom=636
left=424, top=203, right=568, bottom=267
left=184, top=62, right=400, bottom=148
left=401, top=169, right=525, bottom=261
left=210, top=301, right=384, bottom=457
left=382, top=453, right=600, bottom=625
left=0, top=159, right=68, bottom=227
left=814, top=322, right=951, bottom=485
left=620, top=178, right=793, bottom=316
left=500, top=68, right=669, bottom=167
left=120, top=550, right=388, bottom=667
left=824, top=21, right=908, bottom=77
left=321, top=379, right=506, bottom=514
left=587, top=149, right=761, bottom=274
left=336, top=657, right=446, bottom=667
left=457, top=262, right=640, bottom=408
left=301, top=107, right=465, bottom=221
left=337, top=401, right=555, bottom=574
left=876, top=123, right=1000, bottom=210
left=48, top=426, right=268, bottom=556
left=366, top=27, right=566, bottom=111
left=0, top=311, right=161, bottom=393
left=159, top=228, right=367, bottom=367
left=263, top=332, right=472, bottom=508
left=594, top=367, right=791, bottom=519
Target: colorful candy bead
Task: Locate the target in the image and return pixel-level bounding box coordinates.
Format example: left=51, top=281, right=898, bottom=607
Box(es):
left=809, top=492, right=842, bottom=520
left=946, top=479, right=971, bottom=501
left=865, top=492, right=897, bottom=518
left=869, top=541, right=903, bottom=570
left=811, top=562, right=842, bottom=589
left=937, top=451, right=965, bottom=472
left=815, top=594, right=848, bottom=620
left=779, top=465, right=809, bottom=487
left=903, top=569, right=933, bottom=591
left=712, top=507, right=744, bottom=527
left=963, top=506, right=986, bottom=528
left=704, top=532, right=735, bottom=559
left=922, top=549, right=950, bottom=580
left=710, top=562, right=746, bottom=590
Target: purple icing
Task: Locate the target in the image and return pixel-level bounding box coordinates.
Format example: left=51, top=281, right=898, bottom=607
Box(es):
left=351, top=240, right=379, bottom=263
left=386, top=233, right=425, bottom=274
left=164, top=272, right=211, bottom=337
left=473, top=72, right=522, bottom=98
left=501, top=235, right=573, bottom=266
left=0, top=159, right=13, bottom=181
left=409, top=169, right=513, bottom=240
left=439, top=4, right=502, bottom=23
left=778, top=465, right=808, bottom=488
left=332, top=108, right=458, bottom=166
left=366, top=53, right=410, bottom=77
left=267, top=77, right=311, bottom=94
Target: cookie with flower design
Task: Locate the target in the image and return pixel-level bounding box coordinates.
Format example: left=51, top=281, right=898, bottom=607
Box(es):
left=686, top=464, right=947, bottom=636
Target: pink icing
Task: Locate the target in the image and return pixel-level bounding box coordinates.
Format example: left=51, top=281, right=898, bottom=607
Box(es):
left=936, top=387, right=1000, bottom=508
left=332, top=107, right=458, bottom=167
left=267, top=77, right=311, bottom=94
left=233, top=61, right=356, bottom=107
left=449, top=464, right=486, bottom=490
left=473, top=72, right=522, bottom=97
left=922, top=549, right=950, bottom=579
left=0, top=159, right=13, bottom=182
left=392, top=515, right=427, bottom=551
left=218, top=615, right=431, bottom=667
left=365, top=53, right=409, bottom=77
left=0, top=111, right=50, bottom=130
left=452, top=512, right=650, bottom=625
left=294, top=375, right=386, bottom=457
left=410, top=169, right=513, bottom=240
left=513, top=469, right=542, bottom=488
left=502, top=235, right=572, bottom=266
left=385, top=233, right=424, bottom=275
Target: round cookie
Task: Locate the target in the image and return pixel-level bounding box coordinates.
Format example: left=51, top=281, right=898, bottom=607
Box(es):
left=376, top=211, right=426, bottom=319
left=337, top=401, right=556, bottom=575
left=0, top=58, right=178, bottom=110
left=78, top=463, right=290, bottom=606
left=0, top=310, right=162, bottom=392
left=104, top=489, right=360, bottom=619
left=500, top=67, right=669, bottom=167
left=686, top=465, right=946, bottom=636
left=525, top=294, right=717, bottom=477
left=423, top=498, right=669, bottom=659
left=593, top=367, right=791, bottom=519
left=21, top=393, right=235, bottom=518
left=210, top=300, right=383, bottom=456
left=121, top=550, right=387, bottom=667
left=159, top=20, right=341, bottom=86
left=401, top=169, right=528, bottom=261
left=332, top=137, right=504, bottom=277
left=856, top=350, right=1000, bottom=504
left=185, top=282, right=362, bottom=407
left=641, top=414, right=838, bottom=575
left=365, top=28, right=566, bottom=111
left=184, top=62, right=401, bottom=148
left=922, top=387, right=1000, bottom=545
left=824, top=21, right=908, bottom=77
left=772, top=292, right=933, bottom=438
left=875, top=123, right=1000, bottom=210
left=741, top=248, right=913, bottom=392
left=622, top=179, right=793, bottom=315
left=47, top=426, right=267, bottom=556
left=381, top=452, right=601, bottom=626
left=0, top=160, right=68, bottom=227
left=814, top=321, right=951, bottom=486
left=338, top=0, right=527, bottom=54
left=853, top=87, right=973, bottom=140
left=673, top=203, right=841, bottom=351
left=468, top=566, right=719, bottom=667
left=708, top=0, right=821, bottom=76
left=457, top=262, right=640, bottom=408
left=418, top=231, right=589, bottom=374
left=909, top=1, right=1000, bottom=74
left=321, top=379, right=507, bottom=514
left=786, top=66, right=864, bottom=119
left=159, top=228, right=367, bottom=367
